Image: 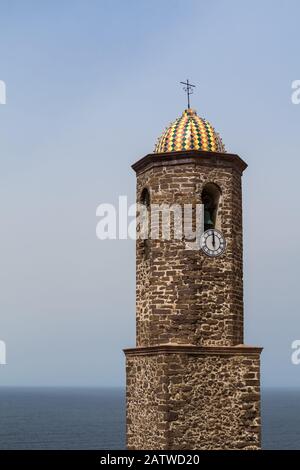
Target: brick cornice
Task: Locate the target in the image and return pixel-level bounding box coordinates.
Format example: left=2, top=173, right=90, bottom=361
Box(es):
left=124, top=344, right=263, bottom=357
left=131, top=150, right=248, bottom=175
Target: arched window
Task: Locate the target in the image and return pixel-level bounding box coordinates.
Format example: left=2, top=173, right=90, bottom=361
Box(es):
left=140, top=187, right=150, bottom=207
left=140, top=188, right=151, bottom=258
left=201, top=183, right=221, bottom=231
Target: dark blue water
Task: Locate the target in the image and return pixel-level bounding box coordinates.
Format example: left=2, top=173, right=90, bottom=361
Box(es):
left=261, top=389, right=300, bottom=450
left=0, top=387, right=298, bottom=449
left=0, top=387, right=126, bottom=449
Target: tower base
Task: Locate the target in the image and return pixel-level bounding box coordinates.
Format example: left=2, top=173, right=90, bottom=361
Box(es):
left=124, top=344, right=262, bottom=450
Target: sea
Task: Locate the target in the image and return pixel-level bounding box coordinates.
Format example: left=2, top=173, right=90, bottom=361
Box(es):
left=0, top=387, right=298, bottom=450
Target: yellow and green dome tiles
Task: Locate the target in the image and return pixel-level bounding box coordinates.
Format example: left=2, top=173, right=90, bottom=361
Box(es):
left=154, top=108, right=225, bottom=154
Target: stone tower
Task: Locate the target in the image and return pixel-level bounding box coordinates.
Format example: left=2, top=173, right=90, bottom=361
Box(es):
left=124, top=108, right=262, bottom=450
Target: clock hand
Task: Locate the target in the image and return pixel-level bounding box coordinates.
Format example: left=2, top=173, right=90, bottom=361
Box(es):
left=212, top=230, right=215, bottom=248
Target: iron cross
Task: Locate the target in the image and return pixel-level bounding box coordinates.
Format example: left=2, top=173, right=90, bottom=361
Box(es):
left=180, top=79, right=196, bottom=109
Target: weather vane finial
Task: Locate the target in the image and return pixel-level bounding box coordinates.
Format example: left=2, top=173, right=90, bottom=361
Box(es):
left=180, top=79, right=196, bottom=109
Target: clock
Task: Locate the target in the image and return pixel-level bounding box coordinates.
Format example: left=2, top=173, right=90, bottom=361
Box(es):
left=200, top=229, right=226, bottom=257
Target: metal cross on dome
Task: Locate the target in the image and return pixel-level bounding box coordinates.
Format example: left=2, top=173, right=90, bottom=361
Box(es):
left=180, top=79, right=196, bottom=109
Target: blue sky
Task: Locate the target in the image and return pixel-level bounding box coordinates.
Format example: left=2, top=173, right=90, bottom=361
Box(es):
left=0, top=0, right=299, bottom=387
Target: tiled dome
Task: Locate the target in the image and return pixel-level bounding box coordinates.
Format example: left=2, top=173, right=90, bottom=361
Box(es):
left=154, top=108, right=225, bottom=154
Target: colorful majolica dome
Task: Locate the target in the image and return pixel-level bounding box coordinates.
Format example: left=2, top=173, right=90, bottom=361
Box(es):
left=154, top=108, right=225, bottom=154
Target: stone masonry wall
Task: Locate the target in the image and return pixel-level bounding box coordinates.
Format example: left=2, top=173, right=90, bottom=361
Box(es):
left=126, top=354, right=168, bottom=449
left=126, top=151, right=261, bottom=450
left=135, top=154, right=244, bottom=347
left=126, top=347, right=261, bottom=450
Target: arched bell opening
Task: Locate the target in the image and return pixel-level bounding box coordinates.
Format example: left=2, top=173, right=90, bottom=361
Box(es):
left=140, top=187, right=150, bottom=207
left=201, top=183, right=222, bottom=232
left=140, top=187, right=151, bottom=258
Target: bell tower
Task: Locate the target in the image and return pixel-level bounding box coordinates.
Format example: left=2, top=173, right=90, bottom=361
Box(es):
left=124, top=107, right=262, bottom=450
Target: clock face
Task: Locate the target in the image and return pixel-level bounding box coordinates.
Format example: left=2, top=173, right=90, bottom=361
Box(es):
left=201, top=229, right=226, bottom=257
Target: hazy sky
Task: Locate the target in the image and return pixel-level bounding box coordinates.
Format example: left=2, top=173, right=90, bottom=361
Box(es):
left=0, top=0, right=300, bottom=387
